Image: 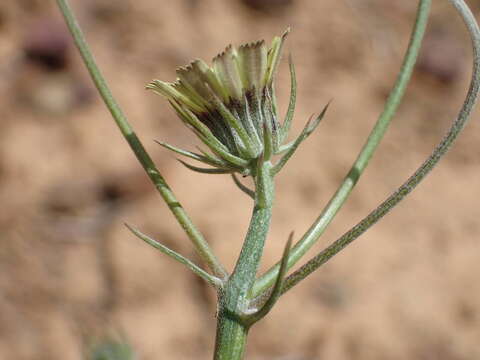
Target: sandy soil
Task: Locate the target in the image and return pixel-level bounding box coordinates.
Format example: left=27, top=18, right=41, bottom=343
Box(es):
left=1, top=0, right=480, bottom=359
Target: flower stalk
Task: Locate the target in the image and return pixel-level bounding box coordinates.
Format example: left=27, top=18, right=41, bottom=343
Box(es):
left=214, top=161, right=274, bottom=360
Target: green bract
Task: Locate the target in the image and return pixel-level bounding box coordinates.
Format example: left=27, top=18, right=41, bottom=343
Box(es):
left=147, top=29, right=327, bottom=176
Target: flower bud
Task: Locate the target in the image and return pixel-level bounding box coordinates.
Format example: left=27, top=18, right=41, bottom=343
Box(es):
left=148, top=28, right=326, bottom=177
left=147, top=30, right=289, bottom=173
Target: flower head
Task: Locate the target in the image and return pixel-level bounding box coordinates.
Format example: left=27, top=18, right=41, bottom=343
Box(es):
left=148, top=29, right=328, bottom=176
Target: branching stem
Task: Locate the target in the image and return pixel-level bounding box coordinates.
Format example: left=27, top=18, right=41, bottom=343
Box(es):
left=56, top=0, right=227, bottom=279
left=280, top=0, right=480, bottom=295
left=56, top=1, right=480, bottom=359
left=253, top=0, right=431, bottom=297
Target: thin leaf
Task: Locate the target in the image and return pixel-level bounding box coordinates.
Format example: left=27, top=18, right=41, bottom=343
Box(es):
left=126, top=223, right=223, bottom=288
left=178, top=159, right=235, bottom=174
left=156, top=140, right=228, bottom=168
left=196, top=146, right=233, bottom=167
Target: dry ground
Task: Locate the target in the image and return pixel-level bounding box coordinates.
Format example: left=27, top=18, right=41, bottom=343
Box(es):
left=1, top=0, right=480, bottom=359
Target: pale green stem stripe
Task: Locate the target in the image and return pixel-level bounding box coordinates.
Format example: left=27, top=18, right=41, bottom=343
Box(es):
left=252, top=0, right=431, bottom=297
left=281, top=0, right=480, bottom=295
left=56, top=0, right=227, bottom=279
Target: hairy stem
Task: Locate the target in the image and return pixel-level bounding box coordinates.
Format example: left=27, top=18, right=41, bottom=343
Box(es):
left=214, top=162, right=274, bottom=359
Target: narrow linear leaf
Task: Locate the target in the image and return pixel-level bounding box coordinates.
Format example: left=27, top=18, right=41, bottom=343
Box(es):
left=157, top=140, right=239, bottom=171
left=155, top=140, right=226, bottom=167
left=126, top=223, right=222, bottom=288
left=178, top=159, right=235, bottom=174
left=196, top=146, right=233, bottom=166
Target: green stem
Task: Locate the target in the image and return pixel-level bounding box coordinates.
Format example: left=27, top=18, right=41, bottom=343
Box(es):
left=56, top=0, right=227, bottom=279
left=214, top=161, right=274, bottom=359
left=213, top=313, right=249, bottom=360
left=253, top=0, right=431, bottom=297
left=230, top=162, right=274, bottom=295
left=280, top=0, right=480, bottom=294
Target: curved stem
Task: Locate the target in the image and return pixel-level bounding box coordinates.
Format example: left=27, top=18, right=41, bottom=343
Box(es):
left=253, top=0, right=431, bottom=297
left=281, top=0, right=480, bottom=295
left=56, top=0, right=227, bottom=279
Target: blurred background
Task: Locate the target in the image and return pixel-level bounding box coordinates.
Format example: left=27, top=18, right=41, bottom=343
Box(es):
left=1, top=0, right=480, bottom=359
